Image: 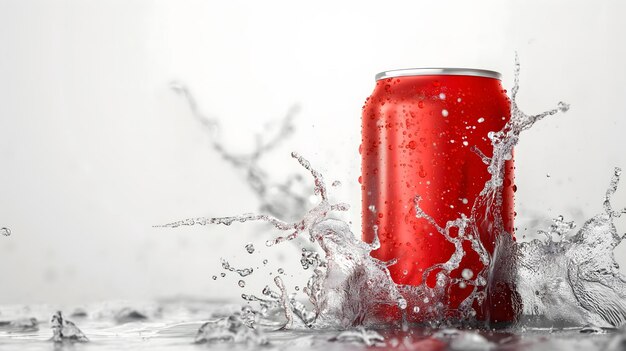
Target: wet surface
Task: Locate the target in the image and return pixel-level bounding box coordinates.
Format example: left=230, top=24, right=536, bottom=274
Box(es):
left=0, top=299, right=624, bottom=351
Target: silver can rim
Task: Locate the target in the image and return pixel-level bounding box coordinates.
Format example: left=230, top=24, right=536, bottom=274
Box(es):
left=375, top=68, right=501, bottom=81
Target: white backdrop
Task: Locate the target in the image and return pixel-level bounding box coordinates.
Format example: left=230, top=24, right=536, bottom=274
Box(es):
left=0, top=0, right=624, bottom=304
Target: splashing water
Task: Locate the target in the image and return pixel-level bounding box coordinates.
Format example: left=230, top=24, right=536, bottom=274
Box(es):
left=195, top=306, right=269, bottom=345
left=516, top=167, right=626, bottom=328
left=221, top=259, right=254, bottom=277
left=50, top=311, right=88, bottom=343
left=329, top=327, right=385, bottom=346
left=158, top=57, right=626, bottom=342
left=169, top=83, right=311, bottom=224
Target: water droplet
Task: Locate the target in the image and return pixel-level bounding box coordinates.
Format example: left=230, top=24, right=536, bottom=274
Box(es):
left=212, top=275, right=217, bottom=280
left=408, top=140, right=417, bottom=149
left=221, top=273, right=226, bottom=277
left=418, top=101, right=424, bottom=108
left=358, top=176, right=363, bottom=184
left=368, top=205, right=376, bottom=212
left=263, top=259, right=268, bottom=265
left=423, top=297, right=430, bottom=303
left=238, top=280, right=246, bottom=288
left=398, top=298, right=407, bottom=310
left=462, top=268, right=474, bottom=280
left=461, top=198, right=469, bottom=205
left=278, top=268, right=284, bottom=274
left=419, top=166, right=427, bottom=178
left=546, top=173, right=551, bottom=178
left=0, top=227, right=10, bottom=236
left=557, top=101, right=570, bottom=112
left=331, top=180, right=341, bottom=187
left=439, top=93, right=446, bottom=100
left=413, top=306, right=420, bottom=313
left=245, top=243, right=255, bottom=254
left=402, top=270, right=408, bottom=275
left=477, top=117, right=485, bottom=123
left=457, top=97, right=462, bottom=102
left=459, top=282, right=467, bottom=289
left=441, top=109, right=449, bottom=117
left=462, top=141, right=469, bottom=146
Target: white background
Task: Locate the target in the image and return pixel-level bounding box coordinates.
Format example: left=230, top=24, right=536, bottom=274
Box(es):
left=0, top=0, right=624, bottom=304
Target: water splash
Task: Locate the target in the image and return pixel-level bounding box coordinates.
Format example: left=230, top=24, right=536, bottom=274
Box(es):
left=50, top=311, right=88, bottom=343
left=221, top=259, right=254, bottom=277
left=160, top=57, right=626, bottom=336
left=169, top=83, right=310, bottom=224
left=330, top=327, right=385, bottom=346
left=194, top=307, right=268, bottom=345
left=516, top=168, right=626, bottom=327
left=157, top=152, right=350, bottom=249
left=274, top=276, right=294, bottom=329
left=403, top=55, right=626, bottom=328
left=157, top=152, right=400, bottom=328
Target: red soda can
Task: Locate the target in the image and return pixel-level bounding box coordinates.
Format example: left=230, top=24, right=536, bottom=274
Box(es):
left=361, top=68, right=516, bottom=324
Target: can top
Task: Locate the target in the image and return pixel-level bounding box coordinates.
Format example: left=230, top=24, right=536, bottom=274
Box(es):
left=375, top=68, right=501, bottom=81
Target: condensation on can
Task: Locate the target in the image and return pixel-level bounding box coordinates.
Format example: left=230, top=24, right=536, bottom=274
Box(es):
left=361, top=68, right=516, bottom=324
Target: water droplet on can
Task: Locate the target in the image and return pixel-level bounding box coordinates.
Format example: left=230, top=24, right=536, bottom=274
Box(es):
left=441, top=109, right=449, bottom=117
left=462, top=268, right=474, bottom=280
left=397, top=298, right=407, bottom=310
left=238, top=280, right=246, bottom=288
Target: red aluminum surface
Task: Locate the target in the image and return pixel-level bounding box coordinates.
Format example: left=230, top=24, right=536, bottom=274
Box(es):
left=361, top=73, right=516, bottom=324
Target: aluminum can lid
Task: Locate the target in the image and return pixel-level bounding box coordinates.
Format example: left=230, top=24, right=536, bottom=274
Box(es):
left=375, top=68, right=501, bottom=81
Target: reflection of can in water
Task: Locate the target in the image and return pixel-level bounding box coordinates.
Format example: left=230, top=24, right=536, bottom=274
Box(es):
left=361, top=68, right=516, bottom=324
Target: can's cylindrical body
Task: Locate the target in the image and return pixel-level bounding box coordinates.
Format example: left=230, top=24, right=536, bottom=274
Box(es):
left=361, top=69, right=516, bottom=324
